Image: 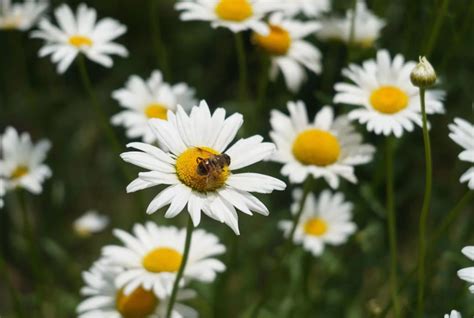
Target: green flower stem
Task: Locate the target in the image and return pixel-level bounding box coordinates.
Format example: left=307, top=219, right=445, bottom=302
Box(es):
left=424, top=0, right=451, bottom=56
left=346, top=0, right=358, bottom=63
left=165, top=217, right=194, bottom=318
left=417, top=88, right=432, bottom=317
left=0, top=254, right=25, bottom=317
left=385, top=137, right=400, bottom=318
left=149, top=0, right=170, bottom=80
left=234, top=33, right=249, bottom=102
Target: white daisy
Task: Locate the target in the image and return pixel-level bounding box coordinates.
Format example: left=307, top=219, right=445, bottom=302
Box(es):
left=0, top=0, right=47, bottom=30
left=31, top=3, right=128, bottom=74
left=448, top=118, right=474, bottom=190
left=333, top=49, right=445, bottom=138
left=269, top=101, right=375, bottom=188
left=444, top=310, right=462, bottom=318
left=279, top=0, right=330, bottom=18
left=74, top=210, right=110, bottom=237
left=111, top=70, right=196, bottom=144
left=175, top=0, right=279, bottom=34
left=279, top=189, right=357, bottom=256
left=0, top=126, right=51, bottom=194
left=102, top=222, right=225, bottom=299
left=317, top=0, right=385, bottom=48
left=252, top=12, right=322, bottom=93
left=458, top=246, right=474, bottom=294
left=77, top=260, right=197, bottom=318
left=0, top=178, right=5, bottom=208
left=121, top=100, right=286, bottom=234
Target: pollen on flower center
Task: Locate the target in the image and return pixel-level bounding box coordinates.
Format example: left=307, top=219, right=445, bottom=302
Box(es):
left=116, top=287, right=159, bottom=318
left=175, top=147, right=230, bottom=192
left=142, top=247, right=182, bottom=273
left=11, top=165, right=29, bottom=179
left=144, top=103, right=168, bottom=119
left=292, top=129, right=341, bottom=166
left=69, top=35, right=93, bottom=48
left=304, top=218, right=328, bottom=236
left=370, top=86, right=409, bottom=114
left=215, top=0, right=253, bottom=22
left=253, top=25, right=291, bottom=55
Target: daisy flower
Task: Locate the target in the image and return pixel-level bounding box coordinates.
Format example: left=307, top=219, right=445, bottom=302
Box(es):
left=102, top=223, right=225, bottom=298
left=77, top=260, right=197, bottom=318
left=252, top=12, right=322, bottom=93
left=74, top=210, right=110, bottom=237
left=334, top=49, right=445, bottom=138
left=448, top=118, right=474, bottom=189
left=0, top=126, right=51, bottom=194
left=121, top=100, right=286, bottom=234
left=0, top=0, right=47, bottom=30
left=111, top=70, right=196, bottom=144
left=458, top=246, right=474, bottom=293
left=175, top=0, right=279, bottom=34
left=317, top=0, right=385, bottom=48
left=31, top=3, right=128, bottom=74
left=0, top=178, right=5, bottom=208
left=279, top=189, right=357, bottom=256
left=279, top=0, right=330, bottom=18
left=269, top=101, right=375, bottom=188
left=444, top=310, right=462, bottom=318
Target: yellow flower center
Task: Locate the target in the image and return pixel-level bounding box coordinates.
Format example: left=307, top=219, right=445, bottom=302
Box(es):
left=175, top=147, right=230, bottom=192
left=215, top=0, right=253, bottom=22
left=116, top=287, right=159, bottom=318
left=292, top=129, right=341, bottom=166
left=11, top=165, right=29, bottom=179
left=144, top=103, right=168, bottom=119
left=304, top=218, right=328, bottom=236
left=370, top=86, right=409, bottom=114
left=69, top=35, right=93, bottom=48
left=1, top=17, right=21, bottom=29
left=253, top=25, right=291, bottom=55
left=142, top=247, right=182, bottom=273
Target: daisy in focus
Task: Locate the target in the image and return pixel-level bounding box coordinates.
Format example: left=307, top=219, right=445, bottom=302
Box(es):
left=444, top=310, right=462, bottom=318
left=0, top=0, right=47, bottom=30
left=77, top=260, right=197, bottom=318
left=73, top=210, right=110, bottom=237
left=334, top=49, right=445, bottom=137
left=252, top=12, right=322, bottom=92
left=175, top=0, right=279, bottom=34
left=102, top=223, right=225, bottom=298
left=112, top=70, right=196, bottom=144
left=448, top=117, right=474, bottom=189
left=0, top=126, right=51, bottom=194
left=317, top=0, right=385, bottom=48
left=121, top=100, right=286, bottom=234
left=279, top=0, right=330, bottom=18
left=269, top=101, right=375, bottom=188
left=279, top=189, right=357, bottom=256
left=31, top=3, right=128, bottom=73
left=458, top=246, right=474, bottom=293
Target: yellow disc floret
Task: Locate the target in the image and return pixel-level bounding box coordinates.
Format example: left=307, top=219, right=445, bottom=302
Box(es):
left=215, top=0, right=253, bottom=22
left=11, top=165, right=29, bottom=179
left=144, top=103, right=168, bottom=119
left=370, top=86, right=409, bottom=114
left=304, top=218, right=328, bottom=236
left=142, top=247, right=182, bottom=273
left=116, top=287, right=158, bottom=318
left=253, top=25, right=291, bottom=56
left=69, top=35, right=93, bottom=48
left=176, top=146, right=230, bottom=192
left=292, top=129, right=341, bottom=166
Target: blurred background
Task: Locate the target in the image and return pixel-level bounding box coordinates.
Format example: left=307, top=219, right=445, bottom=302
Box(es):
left=0, top=0, right=473, bottom=317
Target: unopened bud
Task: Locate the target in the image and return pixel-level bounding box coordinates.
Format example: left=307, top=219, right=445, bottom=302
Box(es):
left=410, top=56, right=437, bottom=88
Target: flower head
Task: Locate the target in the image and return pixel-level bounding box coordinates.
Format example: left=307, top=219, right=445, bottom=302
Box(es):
left=102, top=223, right=225, bottom=298
left=334, top=49, right=445, bottom=137
left=269, top=101, right=374, bottom=188
left=112, top=70, right=196, bottom=144
left=0, top=0, right=47, bottom=30
left=74, top=210, right=109, bottom=237
left=0, top=126, right=51, bottom=194
left=279, top=189, right=357, bottom=256
left=458, top=246, right=474, bottom=293
left=444, top=310, right=462, bottom=318
left=121, top=100, right=286, bottom=234
left=448, top=117, right=474, bottom=189
left=410, top=56, right=437, bottom=88
left=252, top=12, right=322, bottom=92
left=32, top=3, right=128, bottom=73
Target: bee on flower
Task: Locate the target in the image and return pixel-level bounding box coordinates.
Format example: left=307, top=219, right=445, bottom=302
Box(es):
left=0, top=0, right=47, bottom=31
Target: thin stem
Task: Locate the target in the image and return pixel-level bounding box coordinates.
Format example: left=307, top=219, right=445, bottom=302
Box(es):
left=417, top=88, right=432, bottom=317
left=346, top=0, right=358, bottom=63
left=165, top=217, right=194, bottom=318
left=424, top=0, right=451, bottom=56
left=234, top=33, right=248, bottom=102
left=0, top=255, right=25, bottom=317
left=288, top=179, right=312, bottom=242
left=385, top=137, right=400, bottom=318
left=149, top=0, right=170, bottom=79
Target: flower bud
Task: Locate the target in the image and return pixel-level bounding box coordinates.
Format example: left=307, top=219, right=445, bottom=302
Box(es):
left=410, top=56, right=437, bottom=88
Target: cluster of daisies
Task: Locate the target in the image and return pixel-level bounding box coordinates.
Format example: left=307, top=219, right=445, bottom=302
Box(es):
left=1, top=0, right=473, bottom=316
